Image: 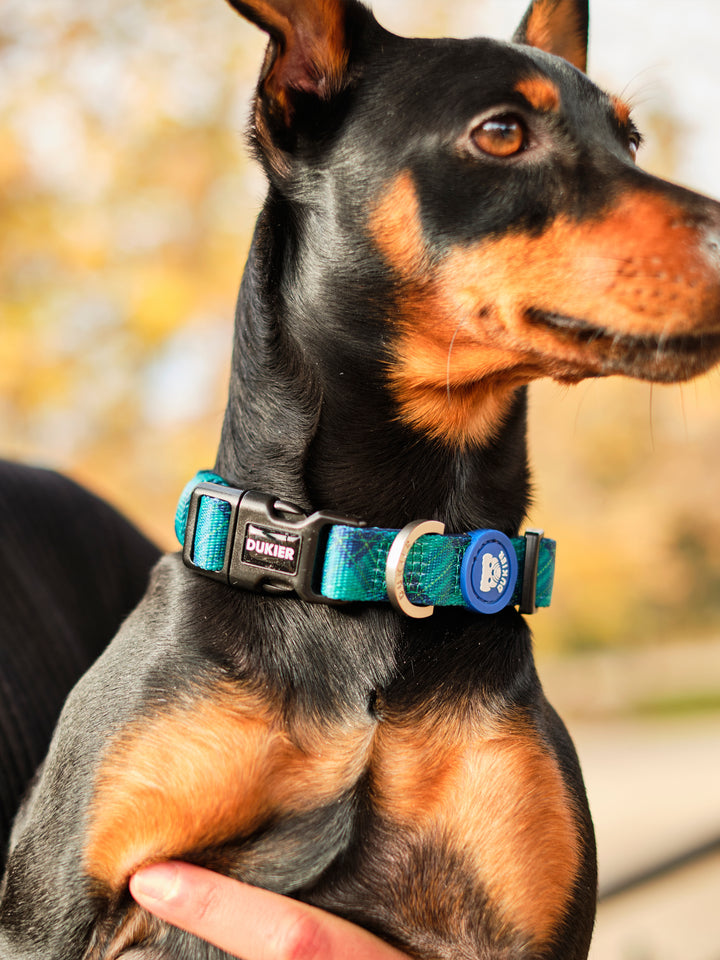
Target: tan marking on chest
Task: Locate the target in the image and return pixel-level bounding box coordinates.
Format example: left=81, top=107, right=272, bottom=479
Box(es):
left=370, top=709, right=581, bottom=947
left=84, top=684, right=374, bottom=891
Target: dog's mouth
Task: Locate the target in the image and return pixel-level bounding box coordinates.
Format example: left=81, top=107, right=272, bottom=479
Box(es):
left=526, top=308, right=720, bottom=382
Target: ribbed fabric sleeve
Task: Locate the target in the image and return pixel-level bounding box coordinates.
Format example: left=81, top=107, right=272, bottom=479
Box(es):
left=0, top=461, right=159, bottom=866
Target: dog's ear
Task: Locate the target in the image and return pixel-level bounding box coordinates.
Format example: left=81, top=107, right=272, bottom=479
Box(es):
left=512, top=0, right=589, bottom=73
left=225, top=0, right=354, bottom=127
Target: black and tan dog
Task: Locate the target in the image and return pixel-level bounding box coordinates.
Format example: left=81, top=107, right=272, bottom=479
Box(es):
left=3, top=0, right=720, bottom=957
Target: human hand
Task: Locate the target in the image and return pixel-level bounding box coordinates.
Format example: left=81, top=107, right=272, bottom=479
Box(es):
left=130, top=862, right=412, bottom=960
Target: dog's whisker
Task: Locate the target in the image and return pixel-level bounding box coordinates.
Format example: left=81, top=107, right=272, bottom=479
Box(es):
left=648, top=382, right=656, bottom=452
left=446, top=318, right=465, bottom=404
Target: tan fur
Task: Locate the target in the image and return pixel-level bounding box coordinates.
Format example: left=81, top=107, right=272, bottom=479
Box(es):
left=368, top=171, right=520, bottom=448
left=520, top=0, right=588, bottom=72
left=84, top=682, right=579, bottom=948
left=371, top=707, right=581, bottom=947
left=610, top=94, right=632, bottom=128
left=84, top=685, right=374, bottom=891
left=515, top=75, right=561, bottom=113
left=370, top=171, right=720, bottom=446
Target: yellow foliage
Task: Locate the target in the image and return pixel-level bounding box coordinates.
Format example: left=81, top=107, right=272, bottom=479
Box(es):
left=128, top=265, right=199, bottom=346
left=2, top=0, right=720, bottom=658
left=0, top=131, right=25, bottom=188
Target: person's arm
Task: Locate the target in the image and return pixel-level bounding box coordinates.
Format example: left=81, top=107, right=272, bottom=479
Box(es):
left=130, top=862, right=411, bottom=960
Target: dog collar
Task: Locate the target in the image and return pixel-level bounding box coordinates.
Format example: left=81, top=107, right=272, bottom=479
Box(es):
left=175, top=472, right=556, bottom=619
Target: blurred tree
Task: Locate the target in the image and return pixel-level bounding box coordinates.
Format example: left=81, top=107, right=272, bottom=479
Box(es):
left=2, top=0, right=720, bottom=654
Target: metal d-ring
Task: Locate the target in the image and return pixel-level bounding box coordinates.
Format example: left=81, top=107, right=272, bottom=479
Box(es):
left=385, top=520, right=446, bottom=618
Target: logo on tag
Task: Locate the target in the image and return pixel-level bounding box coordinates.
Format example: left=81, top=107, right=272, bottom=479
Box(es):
left=242, top=523, right=301, bottom=574
left=479, top=549, right=510, bottom=595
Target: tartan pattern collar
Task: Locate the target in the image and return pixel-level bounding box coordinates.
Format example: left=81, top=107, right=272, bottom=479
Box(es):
left=176, top=472, right=555, bottom=619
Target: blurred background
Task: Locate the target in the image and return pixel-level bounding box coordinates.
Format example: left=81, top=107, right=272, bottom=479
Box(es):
left=1, top=0, right=719, bottom=956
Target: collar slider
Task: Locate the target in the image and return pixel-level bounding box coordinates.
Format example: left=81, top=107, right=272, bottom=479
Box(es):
left=519, top=528, right=545, bottom=615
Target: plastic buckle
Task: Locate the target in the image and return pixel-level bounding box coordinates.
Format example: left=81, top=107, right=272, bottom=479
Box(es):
left=519, top=528, right=544, bottom=615
left=183, top=482, right=364, bottom=603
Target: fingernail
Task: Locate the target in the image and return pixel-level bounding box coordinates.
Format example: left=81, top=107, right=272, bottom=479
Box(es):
left=131, top=862, right=182, bottom=903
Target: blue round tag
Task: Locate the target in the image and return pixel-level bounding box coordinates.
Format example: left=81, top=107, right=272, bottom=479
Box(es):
left=460, top=530, right=518, bottom=614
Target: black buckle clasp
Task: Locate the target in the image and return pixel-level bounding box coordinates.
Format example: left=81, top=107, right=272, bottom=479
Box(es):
left=183, top=482, right=364, bottom=603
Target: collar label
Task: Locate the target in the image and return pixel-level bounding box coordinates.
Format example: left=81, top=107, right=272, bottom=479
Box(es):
left=242, top=523, right=301, bottom=574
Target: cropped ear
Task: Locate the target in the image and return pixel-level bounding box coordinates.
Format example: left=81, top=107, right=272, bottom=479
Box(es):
left=225, top=0, right=354, bottom=126
left=512, top=0, right=589, bottom=73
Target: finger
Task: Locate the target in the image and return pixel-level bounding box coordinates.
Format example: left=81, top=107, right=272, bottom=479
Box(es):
left=130, top=862, right=409, bottom=960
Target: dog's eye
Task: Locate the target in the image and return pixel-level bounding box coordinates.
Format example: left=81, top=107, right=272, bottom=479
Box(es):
left=627, top=125, right=643, bottom=162
left=628, top=134, right=641, bottom=162
left=471, top=114, right=526, bottom=158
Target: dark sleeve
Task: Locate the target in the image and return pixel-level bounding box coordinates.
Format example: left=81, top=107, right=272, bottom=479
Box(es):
left=0, top=460, right=161, bottom=863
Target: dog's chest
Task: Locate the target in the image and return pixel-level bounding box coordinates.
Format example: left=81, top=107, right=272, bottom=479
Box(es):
left=83, top=682, right=580, bottom=954
left=354, top=707, right=581, bottom=952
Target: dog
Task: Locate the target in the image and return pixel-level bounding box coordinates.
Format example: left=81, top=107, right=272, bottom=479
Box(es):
left=3, top=0, right=720, bottom=957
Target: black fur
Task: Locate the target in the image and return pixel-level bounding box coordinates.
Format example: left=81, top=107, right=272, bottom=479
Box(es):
left=3, top=1, right=720, bottom=957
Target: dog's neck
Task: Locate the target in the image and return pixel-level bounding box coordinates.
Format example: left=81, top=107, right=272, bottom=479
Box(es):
left=215, top=201, right=532, bottom=537
left=207, top=201, right=537, bottom=710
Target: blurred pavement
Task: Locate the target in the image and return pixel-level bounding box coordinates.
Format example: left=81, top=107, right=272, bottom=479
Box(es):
left=539, top=645, right=720, bottom=960
left=591, top=850, right=720, bottom=960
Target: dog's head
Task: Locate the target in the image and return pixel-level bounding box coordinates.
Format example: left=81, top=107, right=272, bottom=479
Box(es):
left=225, top=0, right=720, bottom=447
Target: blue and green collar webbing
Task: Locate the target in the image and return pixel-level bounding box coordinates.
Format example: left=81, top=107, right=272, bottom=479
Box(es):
left=176, top=472, right=556, bottom=619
